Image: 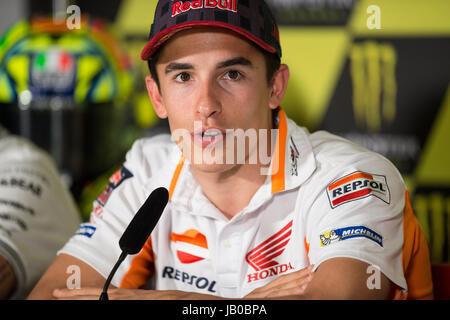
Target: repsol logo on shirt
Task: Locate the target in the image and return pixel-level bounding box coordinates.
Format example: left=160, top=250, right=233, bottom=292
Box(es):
left=326, top=171, right=390, bottom=209
left=172, top=0, right=237, bottom=17
left=0, top=177, right=42, bottom=197
left=162, top=266, right=216, bottom=293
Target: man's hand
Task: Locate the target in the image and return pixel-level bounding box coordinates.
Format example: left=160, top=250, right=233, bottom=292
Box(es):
left=244, top=265, right=314, bottom=299
left=53, top=264, right=315, bottom=300
left=53, top=259, right=389, bottom=300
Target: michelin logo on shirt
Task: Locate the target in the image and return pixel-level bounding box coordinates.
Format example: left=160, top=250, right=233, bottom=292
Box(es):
left=326, top=171, right=390, bottom=209
left=320, top=225, right=383, bottom=247
left=75, top=223, right=96, bottom=238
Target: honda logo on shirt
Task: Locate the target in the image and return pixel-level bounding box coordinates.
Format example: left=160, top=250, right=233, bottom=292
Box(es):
left=171, top=229, right=209, bottom=264
left=246, top=220, right=294, bottom=283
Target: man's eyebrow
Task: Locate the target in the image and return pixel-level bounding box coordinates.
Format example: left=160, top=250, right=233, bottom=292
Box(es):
left=216, top=57, right=253, bottom=69
left=165, top=62, right=194, bottom=74
left=164, top=57, right=252, bottom=74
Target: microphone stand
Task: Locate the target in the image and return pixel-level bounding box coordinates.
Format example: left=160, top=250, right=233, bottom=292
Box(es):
left=98, top=187, right=169, bottom=300
left=99, top=251, right=128, bottom=301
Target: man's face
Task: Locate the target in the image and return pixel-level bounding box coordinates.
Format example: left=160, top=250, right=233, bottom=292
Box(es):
left=148, top=28, right=279, bottom=175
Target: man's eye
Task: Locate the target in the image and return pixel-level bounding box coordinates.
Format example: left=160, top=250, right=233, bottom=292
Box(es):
left=175, top=72, right=191, bottom=82
left=224, top=70, right=242, bottom=81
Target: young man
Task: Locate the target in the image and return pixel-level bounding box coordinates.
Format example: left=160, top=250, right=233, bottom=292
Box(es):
left=29, top=0, right=432, bottom=300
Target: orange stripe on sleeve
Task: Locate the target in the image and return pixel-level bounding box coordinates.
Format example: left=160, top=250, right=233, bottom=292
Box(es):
left=393, top=190, right=434, bottom=300
left=119, top=236, right=154, bottom=289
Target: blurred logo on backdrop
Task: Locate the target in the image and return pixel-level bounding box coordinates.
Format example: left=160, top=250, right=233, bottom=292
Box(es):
left=266, top=0, right=356, bottom=26
left=350, top=41, right=397, bottom=132
left=319, top=38, right=448, bottom=175
left=413, top=187, right=450, bottom=263
left=31, top=48, right=75, bottom=93
left=0, top=16, right=137, bottom=209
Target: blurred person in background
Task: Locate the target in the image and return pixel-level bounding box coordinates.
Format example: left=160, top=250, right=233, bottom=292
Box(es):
left=0, top=15, right=137, bottom=298
left=0, top=15, right=137, bottom=218
left=0, top=124, right=80, bottom=299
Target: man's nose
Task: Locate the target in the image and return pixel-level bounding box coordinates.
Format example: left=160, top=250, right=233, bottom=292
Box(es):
left=196, top=81, right=221, bottom=119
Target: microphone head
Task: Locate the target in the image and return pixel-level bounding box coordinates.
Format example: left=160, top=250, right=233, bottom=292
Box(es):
left=119, top=187, right=169, bottom=255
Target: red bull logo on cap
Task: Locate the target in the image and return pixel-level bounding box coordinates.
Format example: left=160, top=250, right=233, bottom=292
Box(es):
left=172, top=0, right=238, bottom=17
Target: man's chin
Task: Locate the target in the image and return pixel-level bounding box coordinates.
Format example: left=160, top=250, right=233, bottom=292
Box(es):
left=189, top=161, right=235, bottom=174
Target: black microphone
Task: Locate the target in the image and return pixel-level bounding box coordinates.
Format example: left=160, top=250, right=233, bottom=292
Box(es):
left=99, top=187, right=169, bottom=300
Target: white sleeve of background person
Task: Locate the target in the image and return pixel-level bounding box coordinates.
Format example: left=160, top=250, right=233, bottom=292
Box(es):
left=58, top=135, right=173, bottom=287
left=304, top=131, right=408, bottom=292
left=0, top=134, right=81, bottom=299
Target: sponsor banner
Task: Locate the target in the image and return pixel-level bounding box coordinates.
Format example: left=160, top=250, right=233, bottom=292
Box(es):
left=320, top=225, right=383, bottom=247
left=326, top=171, right=390, bottom=208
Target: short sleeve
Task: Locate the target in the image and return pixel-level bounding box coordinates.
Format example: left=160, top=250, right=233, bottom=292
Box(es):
left=58, top=135, right=174, bottom=287
left=304, top=150, right=408, bottom=291
left=58, top=139, right=152, bottom=286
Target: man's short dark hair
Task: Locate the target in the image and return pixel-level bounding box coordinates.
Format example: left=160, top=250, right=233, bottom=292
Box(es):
left=147, top=45, right=281, bottom=91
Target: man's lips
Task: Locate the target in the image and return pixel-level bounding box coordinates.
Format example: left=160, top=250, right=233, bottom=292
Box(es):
left=192, top=128, right=226, bottom=148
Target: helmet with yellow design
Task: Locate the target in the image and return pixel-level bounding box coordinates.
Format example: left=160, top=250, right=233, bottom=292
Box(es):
left=0, top=16, right=135, bottom=197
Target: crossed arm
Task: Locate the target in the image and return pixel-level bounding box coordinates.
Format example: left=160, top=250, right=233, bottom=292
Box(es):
left=27, top=253, right=391, bottom=300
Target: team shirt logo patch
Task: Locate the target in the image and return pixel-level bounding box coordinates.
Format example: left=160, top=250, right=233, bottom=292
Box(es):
left=246, top=220, right=294, bottom=283
left=171, top=229, right=209, bottom=264
left=75, top=223, right=96, bottom=238
left=289, top=137, right=299, bottom=176
left=172, top=0, right=238, bottom=18
left=320, top=225, right=383, bottom=247
left=326, top=171, right=390, bottom=209
left=96, top=166, right=133, bottom=207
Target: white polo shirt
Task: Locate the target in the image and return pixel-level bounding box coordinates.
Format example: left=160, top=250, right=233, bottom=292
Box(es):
left=59, top=109, right=429, bottom=298
left=0, top=127, right=81, bottom=299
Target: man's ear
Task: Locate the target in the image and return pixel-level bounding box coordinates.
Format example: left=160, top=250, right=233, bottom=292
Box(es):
left=268, top=64, right=290, bottom=110
left=145, top=75, right=168, bottom=119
